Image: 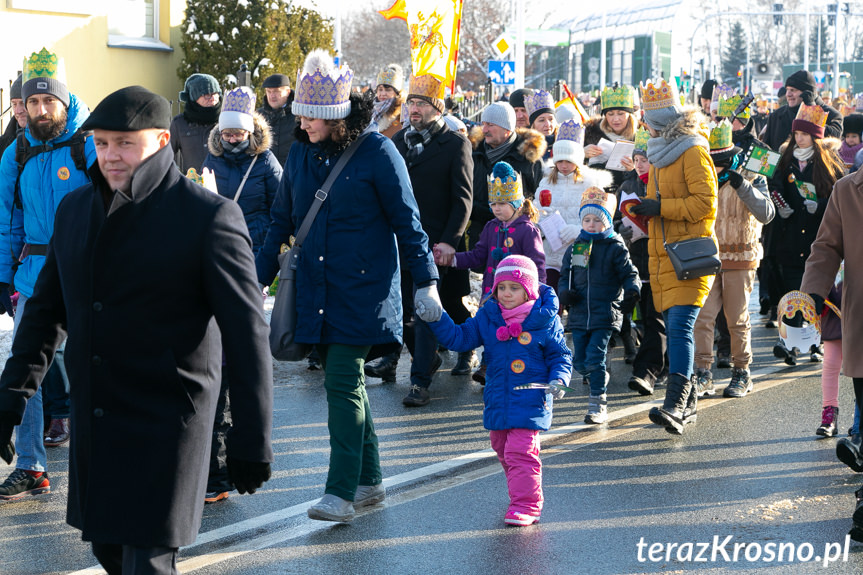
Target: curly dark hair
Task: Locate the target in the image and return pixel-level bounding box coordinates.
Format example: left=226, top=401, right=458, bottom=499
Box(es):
left=293, top=92, right=374, bottom=156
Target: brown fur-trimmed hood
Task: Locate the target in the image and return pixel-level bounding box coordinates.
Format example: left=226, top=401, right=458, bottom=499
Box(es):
left=468, top=125, right=547, bottom=161
left=207, top=110, right=273, bottom=157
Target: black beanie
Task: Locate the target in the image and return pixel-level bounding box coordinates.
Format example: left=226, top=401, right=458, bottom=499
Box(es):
left=262, top=74, right=291, bottom=89
left=844, top=113, right=863, bottom=137
left=509, top=88, right=533, bottom=109
left=786, top=70, right=817, bottom=94
left=700, top=79, right=717, bottom=101
left=81, top=86, right=171, bottom=131
left=10, top=74, right=22, bottom=100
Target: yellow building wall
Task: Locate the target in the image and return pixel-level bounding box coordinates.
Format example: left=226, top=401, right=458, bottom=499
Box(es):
left=1, top=1, right=187, bottom=115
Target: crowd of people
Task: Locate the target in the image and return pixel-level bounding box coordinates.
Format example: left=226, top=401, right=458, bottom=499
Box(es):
left=3, top=42, right=863, bottom=572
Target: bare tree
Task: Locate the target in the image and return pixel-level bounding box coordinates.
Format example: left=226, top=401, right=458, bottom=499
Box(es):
left=342, top=10, right=411, bottom=88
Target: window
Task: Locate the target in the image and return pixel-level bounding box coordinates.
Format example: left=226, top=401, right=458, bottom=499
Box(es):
left=107, top=0, right=170, bottom=51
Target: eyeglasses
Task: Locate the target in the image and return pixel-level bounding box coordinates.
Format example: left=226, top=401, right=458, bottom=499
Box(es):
left=220, top=130, right=248, bottom=141
left=406, top=99, right=432, bottom=109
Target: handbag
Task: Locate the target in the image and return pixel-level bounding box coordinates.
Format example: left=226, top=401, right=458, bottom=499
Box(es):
left=654, top=174, right=721, bottom=281
left=269, top=134, right=368, bottom=361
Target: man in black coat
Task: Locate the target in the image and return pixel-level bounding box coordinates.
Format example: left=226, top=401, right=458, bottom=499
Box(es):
left=256, top=73, right=296, bottom=167
left=0, top=75, right=25, bottom=155
left=761, top=70, right=843, bottom=151
left=0, top=86, right=273, bottom=573
left=382, top=74, right=474, bottom=407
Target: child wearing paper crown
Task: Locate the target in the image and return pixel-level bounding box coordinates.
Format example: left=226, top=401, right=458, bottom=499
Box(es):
left=426, top=255, right=572, bottom=526
left=536, top=120, right=612, bottom=297
left=437, top=161, right=546, bottom=383
left=558, top=187, right=640, bottom=424
left=766, top=103, right=845, bottom=365
left=616, top=130, right=669, bottom=396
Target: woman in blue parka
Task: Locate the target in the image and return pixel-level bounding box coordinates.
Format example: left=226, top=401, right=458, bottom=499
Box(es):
left=256, top=51, right=440, bottom=523
left=202, top=87, right=282, bottom=256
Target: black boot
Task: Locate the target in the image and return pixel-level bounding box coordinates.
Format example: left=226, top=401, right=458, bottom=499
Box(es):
left=451, top=350, right=479, bottom=376
left=851, top=487, right=863, bottom=542
left=628, top=374, right=654, bottom=396
left=364, top=352, right=399, bottom=383
left=837, top=434, right=863, bottom=472
left=649, top=373, right=696, bottom=435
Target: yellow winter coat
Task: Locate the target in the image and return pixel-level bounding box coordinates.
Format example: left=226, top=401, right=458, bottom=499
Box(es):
left=646, top=144, right=719, bottom=312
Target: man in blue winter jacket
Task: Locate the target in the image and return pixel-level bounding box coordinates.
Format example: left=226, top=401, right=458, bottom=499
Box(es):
left=0, top=48, right=96, bottom=501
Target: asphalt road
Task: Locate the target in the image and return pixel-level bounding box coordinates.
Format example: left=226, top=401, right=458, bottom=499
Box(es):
left=2, top=302, right=863, bottom=574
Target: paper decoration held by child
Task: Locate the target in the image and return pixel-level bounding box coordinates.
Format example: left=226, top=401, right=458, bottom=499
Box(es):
left=186, top=167, right=219, bottom=193
left=777, top=290, right=821, bottom=351
left=742, top=144, right=780, bottom=178
left=571, top=240, right=592, bottom=268
left=619, top=192, right=650, bottom=236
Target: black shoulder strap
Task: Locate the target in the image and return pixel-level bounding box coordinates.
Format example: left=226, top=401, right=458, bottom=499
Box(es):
left=13, top=129, right=91, bottom=209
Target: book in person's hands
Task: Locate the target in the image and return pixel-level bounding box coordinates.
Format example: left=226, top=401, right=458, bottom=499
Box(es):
left=605, top=140, right=635, bottom=171
left=588, top=138, right=616, bottom=165
left=619, top=191, right=649, bottom=242
left=741, top=144, right=780, bottom=178
left=538, top=211, right=566, bottom=252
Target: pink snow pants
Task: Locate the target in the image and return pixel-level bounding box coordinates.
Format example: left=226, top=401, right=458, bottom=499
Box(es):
left=489, top=428, right=543, bottom=516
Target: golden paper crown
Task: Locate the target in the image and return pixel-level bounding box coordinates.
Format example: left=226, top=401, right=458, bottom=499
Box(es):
left=185, top=168, right=204, bottom=186
left=601, top=85, right=635, bottom=112
left=778, top=290, right=821, bottom=334
left=377, top=64, right=404, bottom=91
left=579, top=186, right=617, bottom=217
left=22, top=47, right=65, bottom=83
left=639, top=80, right=678, bottom=111
left=708, top=120, right=734, bottom=152
left=487, top=162, right=523, bottom=205
left=408, top=73, right=444, bottom=100
left=718, top=94, right=751, bottom=120
left=795, top=103, right=828, bottom=128
left=634, top=127, right=650, bottom=152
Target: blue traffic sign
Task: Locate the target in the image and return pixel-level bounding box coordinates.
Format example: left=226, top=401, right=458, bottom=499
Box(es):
left=488, top=60, right=516, bottom=85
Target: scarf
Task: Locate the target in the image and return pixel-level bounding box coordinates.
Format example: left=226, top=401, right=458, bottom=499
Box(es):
left=717, top=155, right=741, bottom=185
left=404, top=116, right=445, bottom=162
left=793, top=146, right=815, bottom=162
left=578, top=228, right=615, bottom=242
left=222, top=139, right=250, bottom=155
left=840, top=141, right=863, bottom=166
left=647, top=134, right=709, bottom=169
left=638, top=172, right=649, bottom=184
left=496, top=299, right=536, bottom=341
left=486, top=130, right=519, bottom=164
left=183, top=99, right=222, bottom=126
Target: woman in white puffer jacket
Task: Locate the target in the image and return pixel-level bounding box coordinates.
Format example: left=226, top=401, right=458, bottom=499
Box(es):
left=536, top=119, right=613, bottom=293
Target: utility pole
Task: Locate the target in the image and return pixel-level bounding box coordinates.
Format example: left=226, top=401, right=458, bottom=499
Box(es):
left=834, top=1, right=840, bottom=97
left=600, top=10, right=607, bottom=89
left=515, top=0, right=525, bottom=88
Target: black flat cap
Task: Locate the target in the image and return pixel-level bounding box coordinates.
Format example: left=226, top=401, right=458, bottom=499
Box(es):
left=262, top=74, right=291, bottom=89
left=81, top=85, right=171, bottom=131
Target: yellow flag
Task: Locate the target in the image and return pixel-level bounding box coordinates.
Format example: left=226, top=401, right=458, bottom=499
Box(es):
left=406, top=0, right=463, bottom=91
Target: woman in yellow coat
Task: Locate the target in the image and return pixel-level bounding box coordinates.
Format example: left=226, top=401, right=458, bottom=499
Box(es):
left=631, top=81, right=718, bottom=434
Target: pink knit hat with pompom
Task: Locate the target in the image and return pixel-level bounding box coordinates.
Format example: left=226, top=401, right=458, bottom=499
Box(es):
left=492, top=255, right=539, bottom=301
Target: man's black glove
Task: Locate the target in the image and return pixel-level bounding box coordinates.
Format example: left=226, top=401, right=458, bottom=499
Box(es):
left=0, top=411, right=17, bottom=465
left=800, top=90, right=815, bottom=105
left=227, top=457, right=271, bottom=494
left=630, top=199, right=661, bottom=217
left=0, top=283, right=14, bottom=317
left=809, top=293, right=825, bottom=315
left=558, top=289, right=579, bottom=308
left=726, top=169, right=744, bottom=190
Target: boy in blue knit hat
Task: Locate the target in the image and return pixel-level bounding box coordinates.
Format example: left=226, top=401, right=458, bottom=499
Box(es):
left=559, top=187, right=640, bottom=423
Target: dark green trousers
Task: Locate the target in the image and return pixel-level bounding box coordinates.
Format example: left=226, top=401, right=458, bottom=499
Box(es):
left=318, top=344, right=381, bottom=501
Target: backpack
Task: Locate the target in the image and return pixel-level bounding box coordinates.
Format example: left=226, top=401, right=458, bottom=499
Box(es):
left=13, top=129, right=90, bottom=209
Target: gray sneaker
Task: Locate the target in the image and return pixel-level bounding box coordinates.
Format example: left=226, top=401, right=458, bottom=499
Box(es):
left=723, top=367, right=753, bottom=398
left=693, top=368, right=715, bottom=398
left=584, top=394, right=608, bottom=424
left=354, top=483, right=386, bottom=507
left=308, top=494, right=355, bottom=522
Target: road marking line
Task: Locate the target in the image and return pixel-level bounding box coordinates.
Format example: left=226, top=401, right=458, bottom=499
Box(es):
left=68, top=361, right=820, bottom=574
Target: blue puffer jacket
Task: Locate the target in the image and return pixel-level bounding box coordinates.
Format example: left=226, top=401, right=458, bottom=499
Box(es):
left=429, top=284, right=572, bottom=431
left=202, top=112, right=282, bottom=255
left=256, top=129, right=438, bottom=346
left=0, top=93, right=96, bottom=297
left=559, top=232, right=641, bottom=331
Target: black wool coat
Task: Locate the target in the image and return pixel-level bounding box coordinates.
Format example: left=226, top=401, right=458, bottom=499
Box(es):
left=257, top=96, right=297, bottom=168
left=761, top=101, right=843, bottom=151
left=394, top=122, right=474, bottom=297
left=0, top=144, right=274, bottom=547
